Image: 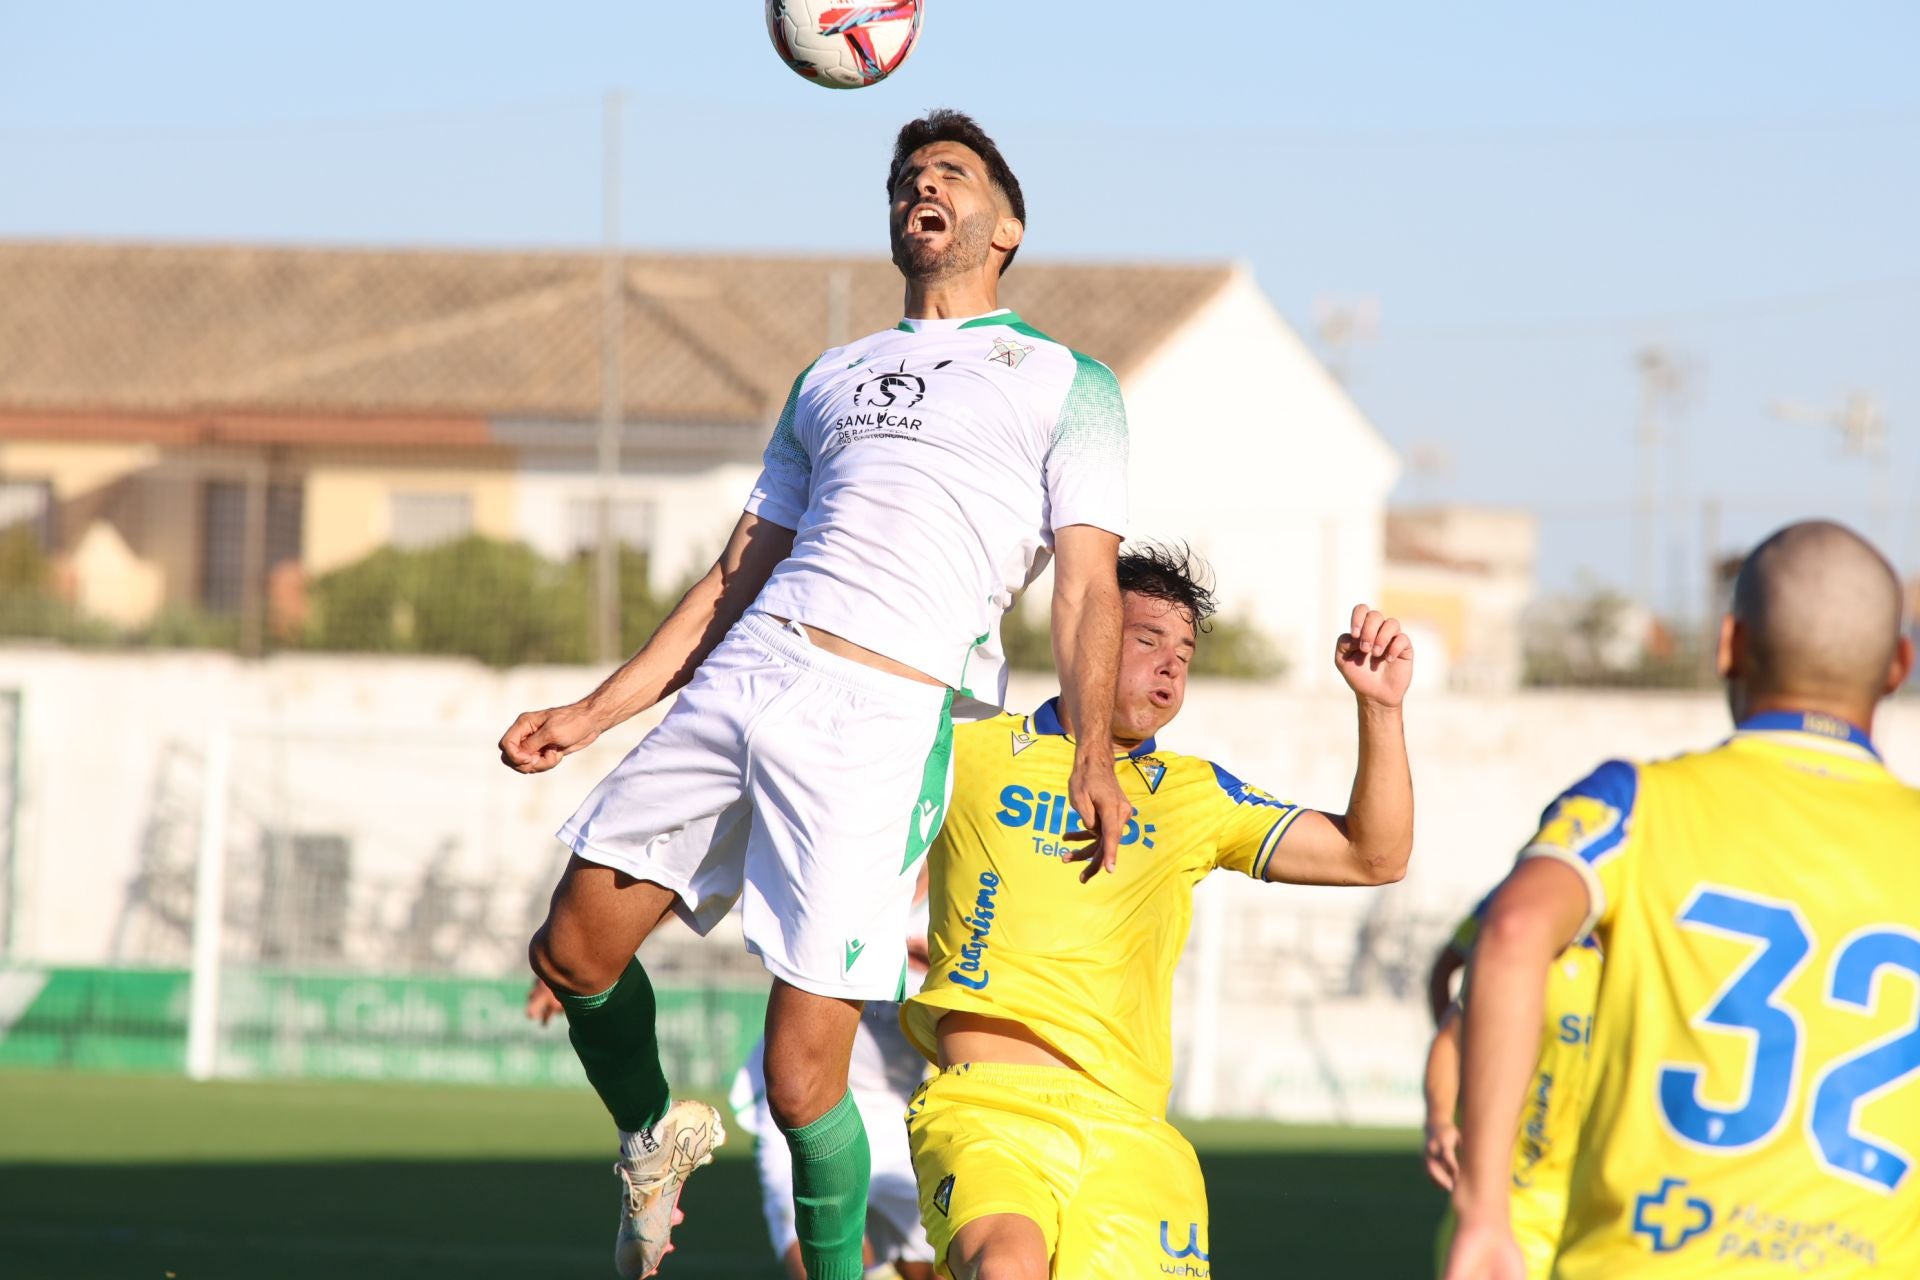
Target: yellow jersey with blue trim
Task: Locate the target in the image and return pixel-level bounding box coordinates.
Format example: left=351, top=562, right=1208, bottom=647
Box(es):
left=1445, top=894, right=1601, bottom=1279
left=901, top=697, right=1307, bottom=1117
left=1517, top=710, right=1920, bottom=1278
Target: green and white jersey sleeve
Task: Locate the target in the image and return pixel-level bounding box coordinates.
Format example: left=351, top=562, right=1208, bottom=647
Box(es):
left=744, top=309, right=1129, bottom=706
left=1042, top=349, right=1129, bottom=539
left=748, top=359, right=818, bottom=532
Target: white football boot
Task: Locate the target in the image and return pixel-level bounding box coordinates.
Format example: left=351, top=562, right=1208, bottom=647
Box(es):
left=612, top=1100, right=726, bottom=1278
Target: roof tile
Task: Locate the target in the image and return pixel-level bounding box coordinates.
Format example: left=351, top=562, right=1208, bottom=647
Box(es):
left=0, top=242, right=1233, bottom=425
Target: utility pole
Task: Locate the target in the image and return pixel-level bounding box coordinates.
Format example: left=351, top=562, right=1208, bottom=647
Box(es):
left=1632, top=347, right=1688, bottom=613
left=238, top=449, right=269, bottom=659
left=593, top=89, right=626, bottom=666
left=1699, top=496, right=1723, bottom=686
left=1769, top=392, right=1890, bottom=547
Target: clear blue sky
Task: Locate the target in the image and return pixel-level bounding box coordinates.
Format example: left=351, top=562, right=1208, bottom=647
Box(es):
left=5, top=1, right=1918, bottom=605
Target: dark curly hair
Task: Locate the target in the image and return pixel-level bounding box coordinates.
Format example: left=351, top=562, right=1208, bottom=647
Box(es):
left=1118, top=542, right=1217, bottom=631
left=887, top=108, right=1026, bottom=274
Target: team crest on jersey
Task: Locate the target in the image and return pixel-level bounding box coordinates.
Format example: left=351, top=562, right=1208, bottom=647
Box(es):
left=1011, top=730, right=1038, bottom=756
left=1132, top=755, right=1168, bottom=793
left=933, top=1174, right=955, bottom=1216
left=986, top=337, right=1033, bottom=369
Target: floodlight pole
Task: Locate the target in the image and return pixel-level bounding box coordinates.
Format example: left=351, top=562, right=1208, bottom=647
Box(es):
left=593, top=89, right=627, bottom=666
left=1768, top=391, right=1891, bottom=548
left=1632, top=348, right=1687, bottom=612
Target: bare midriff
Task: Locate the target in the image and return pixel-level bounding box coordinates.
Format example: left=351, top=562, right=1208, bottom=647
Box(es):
left=935, top=1010, right=1078, bottom=1071
left=769, top=616, right=944, bottom=688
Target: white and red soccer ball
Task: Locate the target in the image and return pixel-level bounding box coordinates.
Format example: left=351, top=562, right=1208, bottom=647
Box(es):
left=766, top=1, right=924, bottom=90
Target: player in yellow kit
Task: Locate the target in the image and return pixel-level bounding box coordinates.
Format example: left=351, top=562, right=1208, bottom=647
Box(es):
left=901, top=545, right=1417, bottom=1279
left=1423, top=889, right=1600, bottom=1279
left=1445, top=521, right=1920, bottom=1280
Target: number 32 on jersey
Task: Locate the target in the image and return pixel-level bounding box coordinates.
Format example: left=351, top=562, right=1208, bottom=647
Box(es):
left=1658, top=885, right=1920, bottom=1193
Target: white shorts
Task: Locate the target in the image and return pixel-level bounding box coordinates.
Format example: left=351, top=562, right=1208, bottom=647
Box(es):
left=559, top=611, right=954, bottom=1001
left=727, top=1003, right=935, bottom=1266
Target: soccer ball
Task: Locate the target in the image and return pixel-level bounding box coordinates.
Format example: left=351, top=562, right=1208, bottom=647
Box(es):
left=766, top=2, right=925, bottom=90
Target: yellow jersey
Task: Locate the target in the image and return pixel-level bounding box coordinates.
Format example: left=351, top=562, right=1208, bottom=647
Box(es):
left=1519, top=711, right=1920, bottom=1278
left=902, top=698, right=1307, bottom=1117
left=1442, top=899, right=1602, bottom=1280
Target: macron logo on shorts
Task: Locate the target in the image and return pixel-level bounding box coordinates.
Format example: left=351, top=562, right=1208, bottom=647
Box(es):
left=844, top=938, right=866, bottom=973
left=933, top=1174, right=954, bottom=1217
left=914, top=799, right=943, bottom=848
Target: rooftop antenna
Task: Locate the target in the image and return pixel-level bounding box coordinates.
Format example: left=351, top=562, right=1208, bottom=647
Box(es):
left=1311, top=296, right=1380, bottom=387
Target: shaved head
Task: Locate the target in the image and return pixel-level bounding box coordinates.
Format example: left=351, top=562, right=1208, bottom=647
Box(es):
left=1728, top=521, right=1904, bottom=715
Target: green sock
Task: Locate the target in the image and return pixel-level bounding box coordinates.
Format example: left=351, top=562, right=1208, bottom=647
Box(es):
left=782, top=1090, right=870, bottom=1280
left=556, top=957, right=671, bottom=1136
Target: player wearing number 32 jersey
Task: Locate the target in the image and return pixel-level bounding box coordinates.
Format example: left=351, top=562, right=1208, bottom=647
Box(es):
left=1444, top=521, right=1920, bottom=1280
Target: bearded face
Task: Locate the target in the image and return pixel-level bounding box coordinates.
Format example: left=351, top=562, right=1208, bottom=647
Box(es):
left=891, top=205, right=996, bottom=281
left=888, top=140, right=1010, bottom=284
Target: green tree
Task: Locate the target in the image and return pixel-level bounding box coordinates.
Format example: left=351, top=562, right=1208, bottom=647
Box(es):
left=300, top=536, right=689, bottom=668
left=303, top=537, right=588, bottom=666
left=0, top=527, right=115, bottom=643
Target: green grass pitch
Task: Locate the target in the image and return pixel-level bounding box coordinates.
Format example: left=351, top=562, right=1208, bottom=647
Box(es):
left=0, top=1070, right=1443, bottom=1278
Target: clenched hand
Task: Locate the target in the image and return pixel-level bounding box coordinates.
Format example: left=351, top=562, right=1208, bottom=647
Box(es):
left=498, top=704, right=605, bottom=774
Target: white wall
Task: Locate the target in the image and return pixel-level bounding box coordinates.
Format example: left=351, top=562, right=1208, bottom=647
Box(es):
left=18, top=648, right=1920, bottom=964
left=1122, top=270, right=1400, bottom=687
left=14, top=649, right=1919, bottom=1120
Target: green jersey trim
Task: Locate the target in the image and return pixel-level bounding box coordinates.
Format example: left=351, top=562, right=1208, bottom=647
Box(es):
left=892, top=310, right=1032, bottom=333
left=956, top=630, right=991, bottom=701
left=959, top=310, right=1024, bottom=331
left=1003, top=319, right=1060, bottom=345
left=1050, top=350, right=1128, bottom=458
left=766, top=358, right=820, bottom=473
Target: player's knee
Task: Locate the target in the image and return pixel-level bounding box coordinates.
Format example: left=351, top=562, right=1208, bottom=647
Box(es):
left=528, top=920, right=621, bottom=997
left=763, top=1061, right=841, bottom=1131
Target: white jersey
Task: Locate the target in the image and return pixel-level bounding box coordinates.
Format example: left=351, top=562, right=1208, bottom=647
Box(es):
left=746, top=310, right=1129, bottom=706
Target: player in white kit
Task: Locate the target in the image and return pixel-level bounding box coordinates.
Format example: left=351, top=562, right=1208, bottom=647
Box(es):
left=499, top=110, right=1133, bottom=1280
left=730, top=894, right=936, bottom=1280
left=731, top=1007, right=936, bottom=1280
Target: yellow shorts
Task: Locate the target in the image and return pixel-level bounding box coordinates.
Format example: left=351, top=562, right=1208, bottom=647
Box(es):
left=905, top=1062, right=1211, bottom=1279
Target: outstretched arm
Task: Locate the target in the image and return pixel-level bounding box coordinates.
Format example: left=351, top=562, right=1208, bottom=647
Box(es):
left=1442, top=858, right=1587, bottom=1280
left=1051, top=523, right=1132, bottom=881
left=1263, top=605, right=1415, bottom=886
left=499, top=512, right=795, bottom=773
